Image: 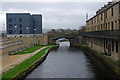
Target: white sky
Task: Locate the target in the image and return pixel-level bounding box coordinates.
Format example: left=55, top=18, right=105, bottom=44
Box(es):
left=2, top=0, right=112, bottom=2
left=0, top=0, right=113, bottom=31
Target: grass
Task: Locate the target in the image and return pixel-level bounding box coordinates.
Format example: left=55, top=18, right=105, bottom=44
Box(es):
left=99, top=52, right=105, bottom=55
left=13, top=46, right=46, bottom=55
left=2, top=46, right=52, bottom=79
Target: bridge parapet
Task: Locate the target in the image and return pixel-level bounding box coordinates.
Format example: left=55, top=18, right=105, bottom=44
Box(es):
left=52, top=36, right=74, bottom=40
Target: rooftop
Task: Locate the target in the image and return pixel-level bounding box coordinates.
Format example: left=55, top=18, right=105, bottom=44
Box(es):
left=86, top=1, right=120, bottom=22
left=6, top=13, right=30, bottom=15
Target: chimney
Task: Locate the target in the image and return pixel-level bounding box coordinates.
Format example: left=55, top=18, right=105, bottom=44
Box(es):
left=112, top=0, right=120, bottom=2
left=96, top=1, right=118, bottom=15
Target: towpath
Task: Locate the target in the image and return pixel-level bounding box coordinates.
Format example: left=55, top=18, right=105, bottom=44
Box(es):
left=1, top=46, right=48, bottom=73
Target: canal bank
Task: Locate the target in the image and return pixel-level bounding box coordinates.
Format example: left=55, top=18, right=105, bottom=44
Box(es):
left=2, top=45, right=59, bottom=79
left=26, top=42, right=95, bottom=78
left=73, top=44, right=120, bottom=79
left=26, top=42, right=119, bottom=79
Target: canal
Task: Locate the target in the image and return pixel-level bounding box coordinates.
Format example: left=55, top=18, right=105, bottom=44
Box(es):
left=26, top=42, right=118, bottom=79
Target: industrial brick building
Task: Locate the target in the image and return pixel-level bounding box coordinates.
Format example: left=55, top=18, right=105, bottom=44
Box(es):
left=84, top=1, right=120, bottom=61
left=6, top=13, right=42, bottom=34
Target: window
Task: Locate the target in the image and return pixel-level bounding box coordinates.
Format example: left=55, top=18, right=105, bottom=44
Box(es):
left=97, top=15, right=99, bottom=22
left=104, top=39, right=105, bottom=48
left=9, top=24, right=12, bottom=28
left=14, top=24, right=16, bottom=27
left=119, top=20, right=120, bottom=30
left=101, top=24, right=102, bottom=30
left=20, top=24, right=22, bottom=28
left=106, top=23, right=107, bottom=31
left=8, top=18, right=12, bottom=22
left=115, top=21, right=117, bottom=30
left=106, top=11, right=107, bottom=18
left=19, top=18, right=22, bottom=22
left=119, top=3, right=120, bottom=13
left=112, top=40, right=114, bottom=51
left=14, top=18, right=16, bottom=21
left=111, top=7, right=113, bottom=16
left=101, top=13, right=103, bottom=21
left=9, top=30, right=10, bottom=34
left=108, top=22, right=110, bottom=30
left=94, top=27, right=96, bottom=31
left=112, top=41, right=114, bottom=51
left=94, top=17, right=96, bottom=23
left=20, top=30, right=22, bottom=34
left=106, top=40, right=107, bottom=48
left=105, top=11, right=107, bottom=18
left=116, top=41, right=118, bottom=53
left=92, top=19, right=93, bottom=24
left=111, top=21, right=114, bottom=31
left=9, top=30, right=12, bottom=34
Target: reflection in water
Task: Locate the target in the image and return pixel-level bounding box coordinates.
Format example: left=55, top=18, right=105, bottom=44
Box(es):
left=26, top=42, right=118, bottom=79
left=59, top=41, right=70, bottom=47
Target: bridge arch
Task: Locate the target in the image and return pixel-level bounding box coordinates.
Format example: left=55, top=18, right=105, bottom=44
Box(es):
left=52, top=36, right=75, bottom=46
left=56, top=38, right=70, bottom=44
left=52, top=36, right=74, bottom=40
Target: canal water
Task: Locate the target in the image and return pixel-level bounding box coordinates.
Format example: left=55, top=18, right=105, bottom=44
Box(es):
left=26, top=42, right=118, bottom=79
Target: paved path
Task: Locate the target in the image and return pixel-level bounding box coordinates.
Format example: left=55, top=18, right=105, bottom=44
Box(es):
left=1, top=46, right=48, bottom=73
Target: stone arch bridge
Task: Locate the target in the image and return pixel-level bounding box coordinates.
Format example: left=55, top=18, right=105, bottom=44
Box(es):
left=52, top=36, right=78, bottom=46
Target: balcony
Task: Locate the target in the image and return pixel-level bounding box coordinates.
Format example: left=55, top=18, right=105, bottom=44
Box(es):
left=83, top=30, right=120, bottom=40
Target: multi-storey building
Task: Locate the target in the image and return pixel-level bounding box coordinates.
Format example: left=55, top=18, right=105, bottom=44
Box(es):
left=6, top=13, right=42, bottom=34
left=84, top=1, right=120, bottom=61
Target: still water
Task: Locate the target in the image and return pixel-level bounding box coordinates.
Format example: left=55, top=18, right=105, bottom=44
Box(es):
left=26, top=42, right=118, bottom=79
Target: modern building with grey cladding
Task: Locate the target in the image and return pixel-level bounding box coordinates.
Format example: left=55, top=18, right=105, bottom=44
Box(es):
left=6, top=13, right=42, bottom=34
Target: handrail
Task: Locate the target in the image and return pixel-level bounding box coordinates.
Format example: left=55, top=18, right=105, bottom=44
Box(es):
left=83, top=30, right=120, bottom=40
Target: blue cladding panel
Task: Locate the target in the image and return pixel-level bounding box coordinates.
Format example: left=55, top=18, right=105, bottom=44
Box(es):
left=6, top=13, right=42, bottom=34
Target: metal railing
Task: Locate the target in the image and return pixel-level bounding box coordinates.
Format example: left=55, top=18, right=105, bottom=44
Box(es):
left=83, top=30, right=120, bottom=40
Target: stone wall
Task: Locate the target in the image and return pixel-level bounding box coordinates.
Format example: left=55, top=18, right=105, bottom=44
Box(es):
left=86, top=37, right=120, bottom=61
left=1, top=35, right=48, bottom=55
left=78, top=45, right=120, bottom=77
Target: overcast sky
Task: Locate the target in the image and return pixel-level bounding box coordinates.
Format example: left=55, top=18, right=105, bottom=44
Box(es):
left=0, top=0, right=112, bottom=31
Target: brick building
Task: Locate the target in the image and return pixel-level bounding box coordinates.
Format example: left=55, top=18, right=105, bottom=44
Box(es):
left=84, top=1, right=120, bottom=61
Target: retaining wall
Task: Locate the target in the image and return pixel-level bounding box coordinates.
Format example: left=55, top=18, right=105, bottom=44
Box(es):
left=1, top=35, right=48, bottom=55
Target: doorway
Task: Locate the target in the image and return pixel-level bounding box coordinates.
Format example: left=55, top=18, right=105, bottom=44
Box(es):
left=108, top=44, right=111, bottom=56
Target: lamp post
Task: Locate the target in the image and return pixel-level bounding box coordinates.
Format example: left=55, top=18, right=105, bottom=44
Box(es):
left=36, top=27, right=38, bottom=35
left=34, top=28, right=36, bottom=46
left=36, top=27, right=38, bottom=46
left=26, top=27, right=29, bottom=34
left=15, top=26, right=17, bottom=51
left=22, top=35, right=25, bottom=50
left=15, top=26, right=17, bottom=34
left=26, top=27, right=29, bottom=48
left=34, top=28, right=36, bottom=34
